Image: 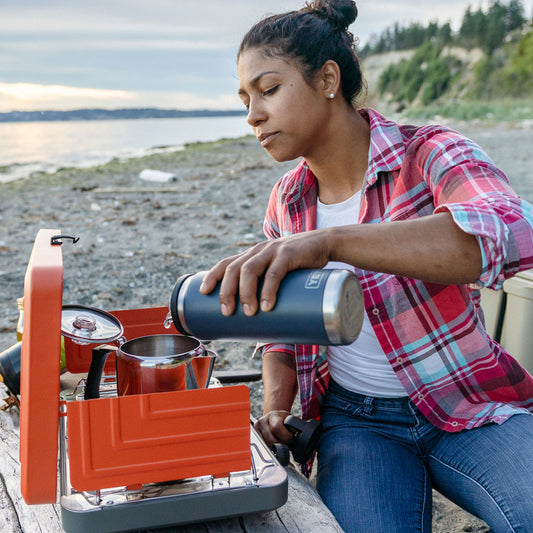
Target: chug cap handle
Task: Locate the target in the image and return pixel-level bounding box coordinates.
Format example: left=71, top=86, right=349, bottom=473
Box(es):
left=284, top=415, right=322, bottom=465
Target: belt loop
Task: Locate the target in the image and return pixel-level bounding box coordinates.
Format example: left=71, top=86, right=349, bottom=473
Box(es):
left=407, top=399, right=422, bottom=425
left=362, top=396, right=374, bottom=415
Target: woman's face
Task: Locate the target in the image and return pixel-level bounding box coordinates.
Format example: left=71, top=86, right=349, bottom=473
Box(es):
left=237, top=48, right=331, bottom=162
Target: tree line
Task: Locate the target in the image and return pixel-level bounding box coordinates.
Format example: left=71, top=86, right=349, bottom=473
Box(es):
left=360, top=0, right=528, bottom=57
left=365, top=0, right=532, bottom=112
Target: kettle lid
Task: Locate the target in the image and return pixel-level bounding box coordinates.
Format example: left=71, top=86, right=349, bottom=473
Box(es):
left=61, top=305, right=123, bottom=344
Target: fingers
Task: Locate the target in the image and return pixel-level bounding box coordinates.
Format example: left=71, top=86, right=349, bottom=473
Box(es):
left=201, top=241, right=281, bottom=317
left=199, top=252, right=249, bottom=316
left=257, top=267, right=285, bottom=312
left=238, top=248, right=287, bottom=315
left=219, top=243, right=270, bottom=316
left=199, top=254, right=241, bottom=295
left=254, top=410, right=295, bottom=448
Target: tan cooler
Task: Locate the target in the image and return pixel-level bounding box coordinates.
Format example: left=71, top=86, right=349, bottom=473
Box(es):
left=501, top=269, right=533, bottom=373
left=480, top=287, right=504, bottom=340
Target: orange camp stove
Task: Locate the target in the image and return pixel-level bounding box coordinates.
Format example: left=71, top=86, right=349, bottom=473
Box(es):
left=20, top=229, right=288, bottom=533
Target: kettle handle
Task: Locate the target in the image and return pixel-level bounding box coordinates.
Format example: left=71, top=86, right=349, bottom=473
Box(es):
left=84, top=346, right=114, bottom=400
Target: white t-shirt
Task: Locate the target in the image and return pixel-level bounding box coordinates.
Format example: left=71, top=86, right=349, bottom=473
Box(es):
left=317, top=191, right=406, bottom=397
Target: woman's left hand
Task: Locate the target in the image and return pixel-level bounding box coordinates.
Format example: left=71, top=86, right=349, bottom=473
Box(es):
left=200, top=229, right=331, bottom=316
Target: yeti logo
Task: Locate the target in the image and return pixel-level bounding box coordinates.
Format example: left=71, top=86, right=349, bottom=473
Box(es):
left=305, top=271, right=325, bottom=289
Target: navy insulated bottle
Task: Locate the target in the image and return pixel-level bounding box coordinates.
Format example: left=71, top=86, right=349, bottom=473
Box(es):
left=169, top=269, right=364, bottom=345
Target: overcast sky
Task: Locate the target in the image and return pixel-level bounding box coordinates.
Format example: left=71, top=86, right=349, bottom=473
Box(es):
left=0, top=0, right=519, bottom=112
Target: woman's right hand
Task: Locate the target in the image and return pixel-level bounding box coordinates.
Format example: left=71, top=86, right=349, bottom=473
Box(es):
left=254, top=409, right=295, bottom=448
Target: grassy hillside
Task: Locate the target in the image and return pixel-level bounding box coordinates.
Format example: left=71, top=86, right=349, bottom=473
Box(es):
left=361, top=1, right=533, bottom=120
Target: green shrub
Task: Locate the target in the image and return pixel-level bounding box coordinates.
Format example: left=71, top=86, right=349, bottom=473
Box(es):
left=372, top=2, right=532, bottom=115
left=493, top=23, right=533, bottom=96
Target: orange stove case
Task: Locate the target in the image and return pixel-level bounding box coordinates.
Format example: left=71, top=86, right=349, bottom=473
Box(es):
left=20, top=229, right=252, bottom=504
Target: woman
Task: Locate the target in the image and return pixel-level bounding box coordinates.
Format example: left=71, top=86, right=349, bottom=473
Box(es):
left=200, top=1, right=533, bottom=531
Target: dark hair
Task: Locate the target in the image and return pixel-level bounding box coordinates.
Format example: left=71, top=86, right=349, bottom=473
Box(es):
left=238, top=0, right=365, bottom=106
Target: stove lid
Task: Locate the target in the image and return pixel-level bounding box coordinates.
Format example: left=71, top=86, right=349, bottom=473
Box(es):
left=20, top=229, right=64, bottom=504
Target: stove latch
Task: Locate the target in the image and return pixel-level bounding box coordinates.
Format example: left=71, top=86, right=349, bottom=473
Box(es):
left=51, top=235, right=80, bottom=246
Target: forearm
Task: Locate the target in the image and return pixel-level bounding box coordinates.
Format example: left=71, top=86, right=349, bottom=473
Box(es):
left=200, top=211, right=483, bottom=316
left=262, top=350, right=298, bottom=415
left=329, top=211, right=482, bottom=285
left=254, top=350, right=298, bottom=446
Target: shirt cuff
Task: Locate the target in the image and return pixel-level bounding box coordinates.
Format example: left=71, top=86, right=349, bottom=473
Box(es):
left=253, top=343, right=296, bottom=359
left=435, top=197, right=533, bottom=289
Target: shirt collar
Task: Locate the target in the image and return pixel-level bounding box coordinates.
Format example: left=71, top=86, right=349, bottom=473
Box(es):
left=363, top=108, right=406, bottom=187
left=282, top=159, right=318, bottom=205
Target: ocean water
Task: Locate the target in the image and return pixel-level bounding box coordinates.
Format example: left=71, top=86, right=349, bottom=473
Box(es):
left=0, top=115, right=252, bottom=183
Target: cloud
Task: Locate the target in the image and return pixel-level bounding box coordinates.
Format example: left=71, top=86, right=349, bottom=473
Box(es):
left=138, top=91, right=242, bottom=110
left=2, top=38, right=232, bottom=53
left=0, top=6, right=208, bottom=36
left=0, top=82, right=137, bottom=111
left=0, top=0, right=495, bottom=112
left=0, top=82, right=242, bottom=112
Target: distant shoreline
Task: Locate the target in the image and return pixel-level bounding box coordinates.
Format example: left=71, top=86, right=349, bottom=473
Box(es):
left=0, top=114, right=252, bottom=183
left=0, top=108, right=246, bottom=123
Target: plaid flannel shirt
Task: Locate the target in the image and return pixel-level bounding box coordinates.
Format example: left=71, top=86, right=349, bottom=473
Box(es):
left=260, top=108, right=533, bottom=431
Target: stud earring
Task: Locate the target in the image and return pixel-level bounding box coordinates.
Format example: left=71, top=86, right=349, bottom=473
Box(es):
left=328, top=93, right=335, bottom=99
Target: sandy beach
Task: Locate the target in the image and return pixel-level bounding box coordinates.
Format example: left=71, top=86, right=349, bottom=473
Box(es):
left=1, top=117, right=532, bottom=531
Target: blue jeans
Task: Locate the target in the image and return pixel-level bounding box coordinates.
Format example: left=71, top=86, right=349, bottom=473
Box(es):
left=316, top=380, right=533, bottom=533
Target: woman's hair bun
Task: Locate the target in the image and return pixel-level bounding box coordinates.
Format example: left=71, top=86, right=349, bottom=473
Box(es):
left=303, top=0, right=358, bottom=30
